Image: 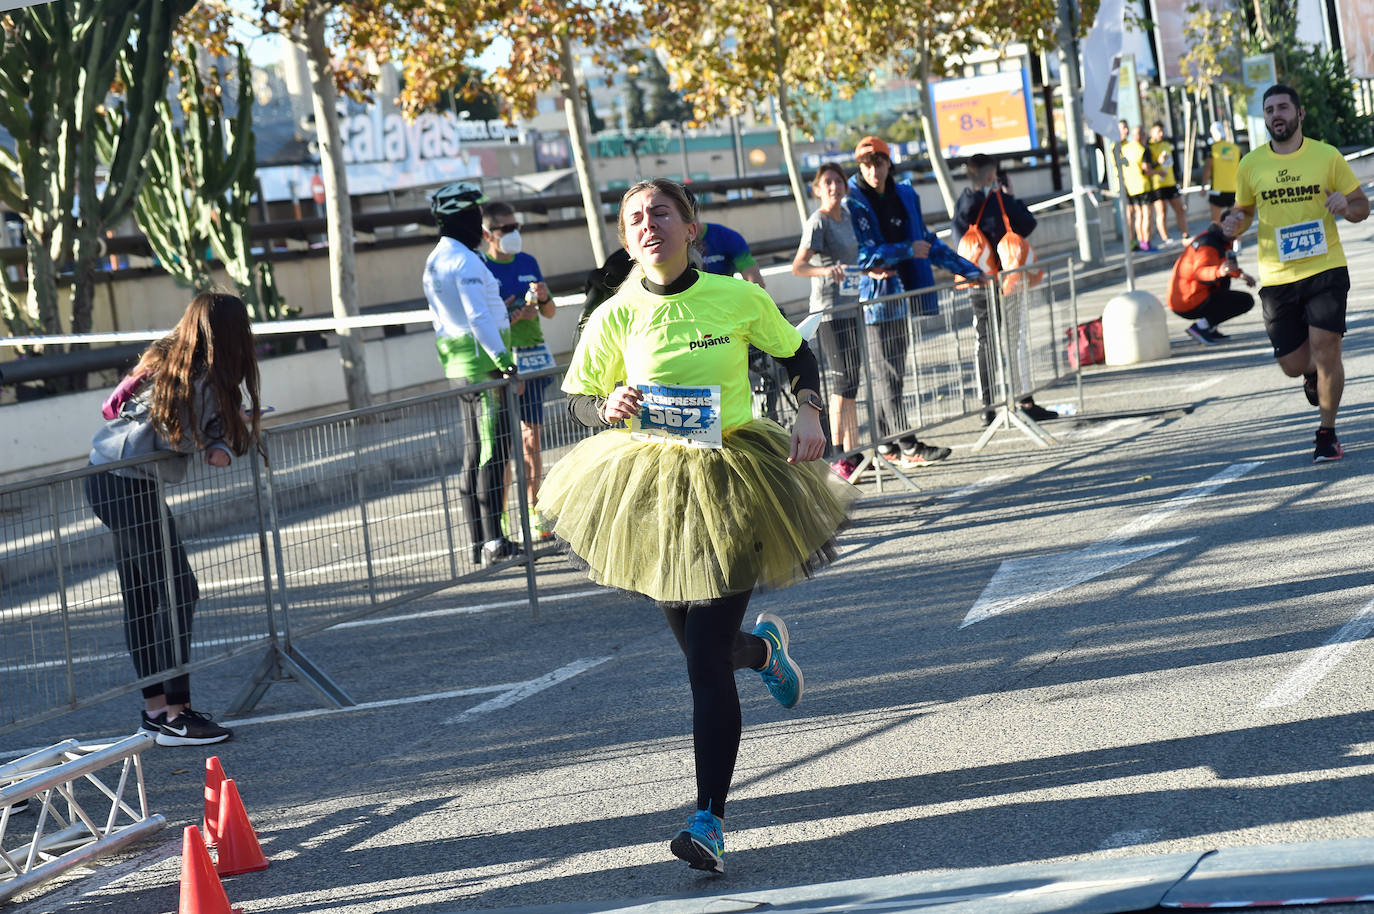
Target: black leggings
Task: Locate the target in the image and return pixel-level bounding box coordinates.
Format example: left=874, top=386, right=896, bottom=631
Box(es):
left=84, top=471, right=197, bottom=705
left=453, top=375, right=513, bottom=549
left=659, top=591, right=768, bottom=820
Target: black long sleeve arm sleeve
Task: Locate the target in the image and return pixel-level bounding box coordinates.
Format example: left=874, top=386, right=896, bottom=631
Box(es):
left=567, top=393, right=609, bottom=428
left=776, top=340, right=821, bottom=394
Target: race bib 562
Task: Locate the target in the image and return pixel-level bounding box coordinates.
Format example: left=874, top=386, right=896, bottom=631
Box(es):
left=631, top=383, right=723, bottom=449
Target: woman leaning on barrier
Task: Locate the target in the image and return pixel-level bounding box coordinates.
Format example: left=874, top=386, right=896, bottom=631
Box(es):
left=85, top=291, right=263, bottom=747
left=536, top=178, right=855, bottom=875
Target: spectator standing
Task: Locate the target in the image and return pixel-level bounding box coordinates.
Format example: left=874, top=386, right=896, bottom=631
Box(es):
left=538, top=178, right=853, bottom=874
left=422, top=181, right=523, bottom=564
left=1113, top=120, right=1146, bottom=252
left=1202, top=121, right=1242, bottom=226
left=1148, top=121, right=1189, bottom=245
left=791, top=162, right=865, bottom=480
left=1232, top=83, right=1369, bottom=462
left=86, top=291, right=262, bottom=746
left=1166, top=208, right=1256, bottom=345
left=1120, top=125, right=1158, bottom=251
left=953, top=154, right=1057, bottom=425
left=481, top=200, right=556, bottom=538
left=844, top=135, right=981, bottom=467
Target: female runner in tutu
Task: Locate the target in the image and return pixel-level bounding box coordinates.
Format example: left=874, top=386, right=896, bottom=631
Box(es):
left=539, top=179, right=854, bottom=874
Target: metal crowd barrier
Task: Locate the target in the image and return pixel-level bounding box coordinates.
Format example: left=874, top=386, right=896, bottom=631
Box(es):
left=0, top=259, right=1086, bottom=736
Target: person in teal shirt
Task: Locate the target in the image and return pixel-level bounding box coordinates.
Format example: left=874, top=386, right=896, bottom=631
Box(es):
left=481, top=201, right=557, bottom=537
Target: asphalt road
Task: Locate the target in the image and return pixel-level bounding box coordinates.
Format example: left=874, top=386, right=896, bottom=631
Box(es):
left=4, top=252, right=1374, bottom=913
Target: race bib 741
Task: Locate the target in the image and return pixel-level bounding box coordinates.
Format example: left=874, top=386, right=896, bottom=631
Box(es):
left=1277, top=220, right=1328, bottom=262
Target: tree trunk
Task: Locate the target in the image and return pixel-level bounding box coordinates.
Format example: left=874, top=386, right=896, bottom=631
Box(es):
left=558, top=33, right=609, bottom=266
left=301, top=7, right=371, bottom=411
left=766, top=3, right=809, bottom=224
left=916, top=50, right=959, bottom=218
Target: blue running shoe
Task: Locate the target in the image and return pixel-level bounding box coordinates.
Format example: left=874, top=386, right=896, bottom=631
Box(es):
left=670, top=809, right=725, bottom=874
left=753, top=612, right=804, bottom=709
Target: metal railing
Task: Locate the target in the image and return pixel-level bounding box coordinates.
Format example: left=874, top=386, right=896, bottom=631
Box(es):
left=0, top=258, right=1083, bottom=736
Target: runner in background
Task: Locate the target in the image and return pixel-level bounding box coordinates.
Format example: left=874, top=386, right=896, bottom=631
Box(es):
left=481, top=200, right=555, bottom=539
left=539, top=179, right=853, bottom=875
left=1232, top=83, right=1369, bottom=463
left=1202, top=121, right=1242, bottom=227
left=791, top=162, right=866, bottom=480
left=698, top=221, right=766, bottom=286
left=1120, top=125, right=1158, bottom=251
left=1148, top=121, right=1189, bottom=246
left=1166, top=207, right=1255, bottom=345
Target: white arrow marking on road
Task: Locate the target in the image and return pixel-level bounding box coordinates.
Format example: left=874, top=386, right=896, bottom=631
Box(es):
left=961, top=461, right=1262, bottom=628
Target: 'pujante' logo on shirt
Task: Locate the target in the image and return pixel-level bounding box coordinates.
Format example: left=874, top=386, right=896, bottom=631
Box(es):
left=688, top=333, right=732, bottom=352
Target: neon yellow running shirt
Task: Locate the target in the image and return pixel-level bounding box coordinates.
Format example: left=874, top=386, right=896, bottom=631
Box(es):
left=564, top=271, right=802, bottom=431
left=1236, top=137, right=1360, bottom=285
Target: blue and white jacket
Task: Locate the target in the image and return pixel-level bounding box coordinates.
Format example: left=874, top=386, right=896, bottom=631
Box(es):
left=844, top=176, right=980, bottom=323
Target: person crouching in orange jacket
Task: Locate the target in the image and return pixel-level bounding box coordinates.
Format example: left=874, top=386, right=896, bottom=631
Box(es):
left=1166, top=208, right=1256, bottom=345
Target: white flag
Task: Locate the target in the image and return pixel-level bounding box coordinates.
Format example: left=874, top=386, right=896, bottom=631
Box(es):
left=1081, top=0, right=1126, bottom=138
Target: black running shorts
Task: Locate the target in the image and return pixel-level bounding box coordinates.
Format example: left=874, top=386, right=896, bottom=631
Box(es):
left=1156, top=185, right=1180, bottom=202
left=1259, top=266, right=1349, bottom=358
left=1208, top=191, right=1236, bottom=207
left=817, top=313, right=862, bottom=399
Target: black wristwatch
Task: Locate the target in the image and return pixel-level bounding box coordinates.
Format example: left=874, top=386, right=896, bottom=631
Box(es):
left=800, top=392, right=824, bottom=414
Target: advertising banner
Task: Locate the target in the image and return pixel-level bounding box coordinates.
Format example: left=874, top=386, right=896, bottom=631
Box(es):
left=929, top=70, right=1036, bottom=157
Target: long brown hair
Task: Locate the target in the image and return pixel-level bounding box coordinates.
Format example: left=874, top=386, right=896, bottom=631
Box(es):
left=135, top=291, right=261, bottom=455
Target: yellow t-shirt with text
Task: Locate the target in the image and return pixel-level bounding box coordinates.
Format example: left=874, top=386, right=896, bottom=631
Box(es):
left=564, top=271, right=802, bottom=431
left=1236, top=138, right=1360, bottom=286
left=1209, top=141, right=1241, bottom=193
left=1149, top=140, right=1177, bottom=190
left=1119, top=141, right=1151, bottom=196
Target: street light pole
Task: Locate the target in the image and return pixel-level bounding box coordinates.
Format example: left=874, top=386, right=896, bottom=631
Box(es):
left=1055, top=0, right=1106, bottom=265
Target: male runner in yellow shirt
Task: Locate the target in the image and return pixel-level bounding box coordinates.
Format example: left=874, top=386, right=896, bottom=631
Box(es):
left=1232, top=83, right=1369, bottom=462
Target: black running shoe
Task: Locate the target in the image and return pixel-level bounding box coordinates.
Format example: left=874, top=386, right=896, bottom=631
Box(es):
left=1313, top=429, right=1343, bottom=463
left=144, top=708, right=232, bottom=747
left=1018, top=400, right=1059, bottom=422
left=900, top=441, right=951, bottom=466
left=1303, top=373, right=1319, bottom=407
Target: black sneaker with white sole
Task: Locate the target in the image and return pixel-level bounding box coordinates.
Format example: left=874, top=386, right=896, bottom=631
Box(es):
left=1302, top=372, right=1320, bottom=407
left=142, top=708, right=232, bottom=746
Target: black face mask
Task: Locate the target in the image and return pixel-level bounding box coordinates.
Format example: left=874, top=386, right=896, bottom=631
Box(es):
left=438, top=208, right=484, bottom=250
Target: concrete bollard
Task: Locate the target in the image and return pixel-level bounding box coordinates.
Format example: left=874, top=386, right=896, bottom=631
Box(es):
left=1102, top=290, right=1171, bottom=365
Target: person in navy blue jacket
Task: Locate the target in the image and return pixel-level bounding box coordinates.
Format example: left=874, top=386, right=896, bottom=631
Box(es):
left=844, top=135, right=982, bottom=467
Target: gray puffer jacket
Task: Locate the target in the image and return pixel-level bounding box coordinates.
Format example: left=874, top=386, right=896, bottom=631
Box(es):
left=90, top=376, right=232, bottom=482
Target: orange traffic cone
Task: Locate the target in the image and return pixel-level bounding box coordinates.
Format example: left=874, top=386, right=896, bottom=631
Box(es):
left=214, top=778, right=269, bottom=876
left=178, top=824, right=238, bottom=914
left=203, top=756, right=227, bottom=847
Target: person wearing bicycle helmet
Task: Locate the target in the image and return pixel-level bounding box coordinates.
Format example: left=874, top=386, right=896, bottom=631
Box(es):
left=423, top=180, right=523, bottom=566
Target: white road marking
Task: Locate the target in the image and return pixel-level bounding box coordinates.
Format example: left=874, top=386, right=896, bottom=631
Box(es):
left=1184, top=375, right=1225, bottom=393
left=938, top=474, right=1013, bottom=500
left=1, top=658, right=612, bottom=760
left=444, top=657, right=611, bottom=725
left=1, top=590, right=608, bottom=673
left=1259, top=596, right=1374, bottom=709
left=333, top=587, right=609, bottom=629
left=962, top=462, right=1262, bottom=628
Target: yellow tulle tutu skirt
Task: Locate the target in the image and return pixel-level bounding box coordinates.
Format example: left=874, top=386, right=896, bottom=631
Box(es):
left=537, top=418, right=855, bottom=603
